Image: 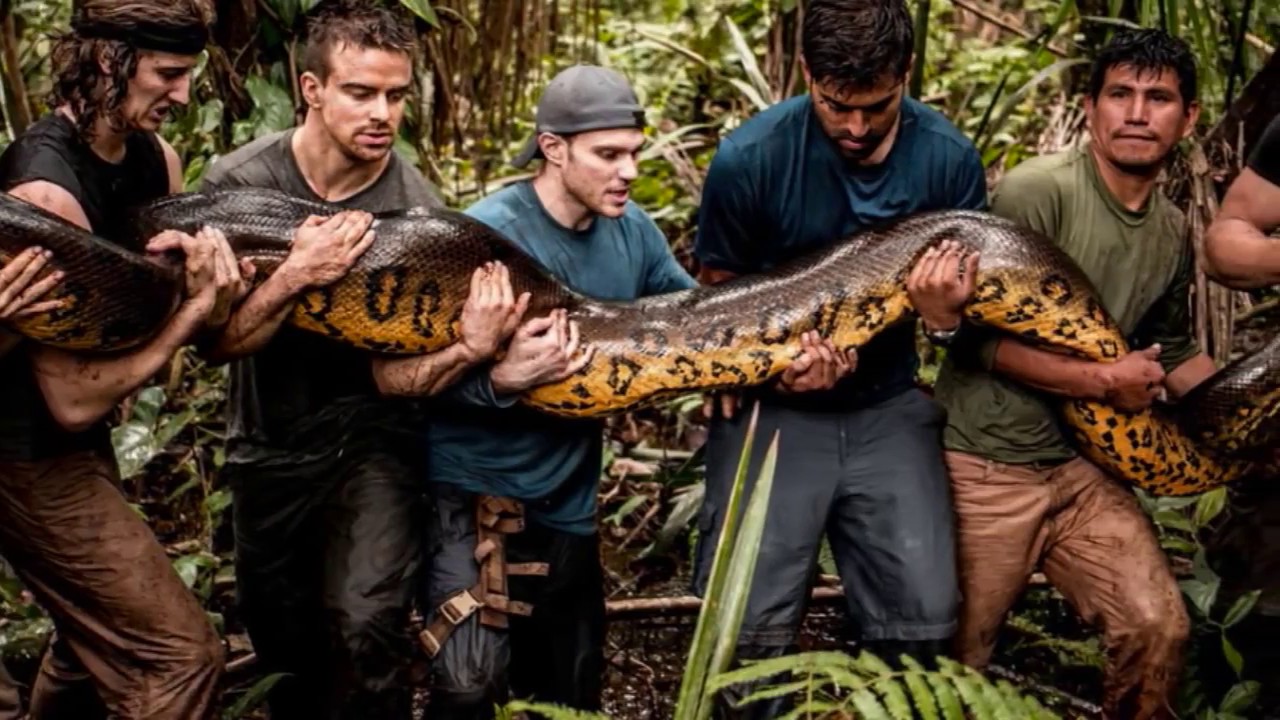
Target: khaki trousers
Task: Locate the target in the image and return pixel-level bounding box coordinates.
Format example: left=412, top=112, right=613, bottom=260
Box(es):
left=946, top=451, right=1189, bottom=720
left=0, top=450, right=224, bottom=719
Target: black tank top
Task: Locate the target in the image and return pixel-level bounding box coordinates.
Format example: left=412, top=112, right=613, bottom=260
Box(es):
left=0, top=113, right=170, bottom=461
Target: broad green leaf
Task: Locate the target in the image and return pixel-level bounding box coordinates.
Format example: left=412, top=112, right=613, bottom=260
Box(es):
left=399, top=0, right=439, bottom=26
left=1180, top=578, right=1220, bottom=618
left=1222, top=633, right=1244, bottom=676
left=1222, top=590, right=1261, bottom=628
left=1193, top=487, right=1227, bottom=528
left=1220, top=681, right=1261, bottom=714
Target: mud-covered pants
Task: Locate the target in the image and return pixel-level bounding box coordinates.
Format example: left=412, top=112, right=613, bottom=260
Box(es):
left=946, top=451, right=1190, bottom=720
left=421, top=484, right=606, bottom=718
left=225, top=434, right=424, bottom=719
left=692, top=388, right=960, bottom=719
left=0, top=450, right=224, bottom=719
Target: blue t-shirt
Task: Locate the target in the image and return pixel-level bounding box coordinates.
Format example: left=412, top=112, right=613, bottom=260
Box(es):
left=694, top=94, right=988, bottom=410
left=426, top=180, right=697, bottom=535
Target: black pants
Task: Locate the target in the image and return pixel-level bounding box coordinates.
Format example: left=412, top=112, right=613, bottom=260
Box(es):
left=423, top=484, right=605, bottom=719
left=226, top=440, right=424, bottom=719
left=692, top=389, right=959, bottom=719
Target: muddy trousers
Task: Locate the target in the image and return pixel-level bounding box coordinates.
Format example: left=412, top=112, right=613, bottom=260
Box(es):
left=946, top=451, right=1190, bottom=720
left=692, top=390, right=960, bottom=720
left=422, top=484, right=606, bottom=719
left=225, top=444, right=424, bottom=720
left=0, top=450, right=224, bottom=719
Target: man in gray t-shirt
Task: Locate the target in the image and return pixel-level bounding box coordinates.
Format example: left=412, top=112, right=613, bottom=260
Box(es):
left=195, top=4, right=533, bottom=716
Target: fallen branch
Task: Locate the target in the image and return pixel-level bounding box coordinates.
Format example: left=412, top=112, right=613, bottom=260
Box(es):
left=948, top=0, right=1070, bottom=58
left=987, top=663, right=1103, bottom=717
left=1238, top=297, right=1280, bottom=323
left=606, top=587, right=846, bottom=619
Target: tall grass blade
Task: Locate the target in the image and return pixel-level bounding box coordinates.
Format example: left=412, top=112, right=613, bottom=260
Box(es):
left=976, top=57, right=1089, bottom=156
left=707, top=429, right=780, bottom=681
left=723, top=16, right=775, bottom=106
left=674, top=402, right=761, bottom=720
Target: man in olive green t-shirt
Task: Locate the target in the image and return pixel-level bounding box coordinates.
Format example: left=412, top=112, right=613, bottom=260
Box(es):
left=928, top=29, right=1218, bottom=720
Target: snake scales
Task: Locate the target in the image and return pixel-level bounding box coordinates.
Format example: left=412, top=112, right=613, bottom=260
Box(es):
left=1, top=187, right=1276, bottom=496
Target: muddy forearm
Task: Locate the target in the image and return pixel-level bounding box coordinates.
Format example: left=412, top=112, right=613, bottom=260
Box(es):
left=197, top=270, right=307, bottom=365
left=371, top=344, right=481, bottom=397
left=31, top=299, right=210, bottom=431
left=990, top=338, right=1112, bottom=400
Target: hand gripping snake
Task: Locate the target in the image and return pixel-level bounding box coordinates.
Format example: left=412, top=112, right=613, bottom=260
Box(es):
left=1, top=187, right=1276, bottom=496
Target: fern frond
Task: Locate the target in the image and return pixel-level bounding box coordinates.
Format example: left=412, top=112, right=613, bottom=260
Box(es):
left=899, top=658, right=941, bottom=720
left=500, top=700, right=611, bottom=720
left=870, top=674, right=915, bottom=720
left=850, top=687, right=893, bottom=720
left=708, top=650, right=1062, bottom=720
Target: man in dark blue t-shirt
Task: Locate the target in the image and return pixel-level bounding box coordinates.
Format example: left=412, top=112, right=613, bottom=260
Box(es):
left=692, top=1, right=987, bottom=715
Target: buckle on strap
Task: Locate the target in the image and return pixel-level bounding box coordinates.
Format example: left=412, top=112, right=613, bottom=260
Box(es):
left=439, top=588, right=483, bottom=626
left=418, top=587, right=484, bottom=658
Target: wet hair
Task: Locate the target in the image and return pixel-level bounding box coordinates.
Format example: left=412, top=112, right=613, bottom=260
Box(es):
left=301, top=0, right=418, bottom=81
left=801, top=0, right=914, bottom=93
left=1089, top=27, right=1198, bottom=106
left=47, top=0, right=214, bottom=141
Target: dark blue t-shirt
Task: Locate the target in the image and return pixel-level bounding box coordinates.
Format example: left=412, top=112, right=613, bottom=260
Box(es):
left=426, top=180, right=697, bottom=535
left=694, top=94, right=988, bottom=409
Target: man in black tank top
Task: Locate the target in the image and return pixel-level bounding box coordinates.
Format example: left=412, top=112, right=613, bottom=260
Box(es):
left=192, top=4, right=555, bottom=718
left=0, top=2, right=246, bottom=718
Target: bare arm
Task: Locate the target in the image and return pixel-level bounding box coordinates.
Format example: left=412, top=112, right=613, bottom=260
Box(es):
left=30, top=296, right=214, bottom=431
left=1203, top=168, right=1280, bottom=289
left=188, top=212, right=376, bottom=365
left=1163, top=352, right=1218, bottom=399
left=195, top=265, right=309, bottom=364
left=372, top=344, right=483, bottom=397
left=28, top=227, right=234, bottom=432
left=8, top=181, right=234, bottom=431
left=160, top=137, right=184, bottom=194
left=990, top=338, right=1167, bottom=411
left=991, top=339, right=1117, bottom=398
left=372, top=261, right=531, bottom=398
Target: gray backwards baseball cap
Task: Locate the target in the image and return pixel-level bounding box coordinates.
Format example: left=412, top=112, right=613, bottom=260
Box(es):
left=511, top=64, right=647, bottom=168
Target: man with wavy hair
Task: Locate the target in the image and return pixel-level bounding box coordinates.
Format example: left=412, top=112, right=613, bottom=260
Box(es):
left=0, top=0, right=237, bottom=717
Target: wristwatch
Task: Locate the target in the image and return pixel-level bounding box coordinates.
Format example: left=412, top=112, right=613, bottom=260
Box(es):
left=924, top=323, right=960, bottom=346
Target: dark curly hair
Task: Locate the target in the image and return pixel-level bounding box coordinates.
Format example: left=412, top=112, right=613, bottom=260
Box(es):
left=47, top=0, right=215, bottom=142
left=1089, top=27, right=1198, bottom=105
left=802, top=0, right=914, bottom=94
left=301, top=0, right=419, bottom=81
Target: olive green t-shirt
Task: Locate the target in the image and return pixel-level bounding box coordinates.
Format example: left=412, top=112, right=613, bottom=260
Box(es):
left=934, top=142, right=1200, bottom=464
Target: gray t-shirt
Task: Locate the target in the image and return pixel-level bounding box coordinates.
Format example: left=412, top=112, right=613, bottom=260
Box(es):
left=200, top=129, right=444, bottom=466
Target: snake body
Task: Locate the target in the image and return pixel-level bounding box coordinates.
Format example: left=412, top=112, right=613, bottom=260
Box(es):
left=2, top=187, right=1276, bottom=495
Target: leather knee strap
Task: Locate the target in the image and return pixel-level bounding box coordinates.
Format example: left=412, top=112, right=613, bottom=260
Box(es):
left=419, top=495, right=549, bottom=658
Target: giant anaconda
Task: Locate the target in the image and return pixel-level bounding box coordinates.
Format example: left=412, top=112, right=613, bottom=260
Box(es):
left=2, top=187, right=1277, bottom=496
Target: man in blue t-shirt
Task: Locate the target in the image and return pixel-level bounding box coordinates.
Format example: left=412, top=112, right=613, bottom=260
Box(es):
left=416, top=65, right=846, bottom=717
left=691, top=1, right=987, bottom=715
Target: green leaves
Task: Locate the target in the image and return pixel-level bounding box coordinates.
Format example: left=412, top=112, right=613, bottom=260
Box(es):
left=676, top=402, right=780, bottom=720
left=398, top=0, right=440, bottom=27
left=707, top=650, right=1061, bottom=720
